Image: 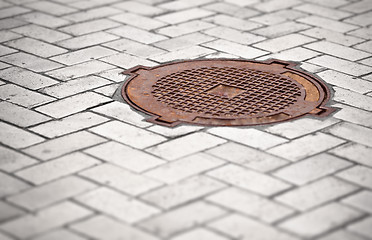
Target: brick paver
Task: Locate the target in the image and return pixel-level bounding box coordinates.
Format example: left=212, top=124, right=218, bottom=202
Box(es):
left=0, top=0, right=371, bottom=239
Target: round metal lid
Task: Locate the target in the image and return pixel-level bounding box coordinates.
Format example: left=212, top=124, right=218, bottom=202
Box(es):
left=121, top=59, right=334, bottom=127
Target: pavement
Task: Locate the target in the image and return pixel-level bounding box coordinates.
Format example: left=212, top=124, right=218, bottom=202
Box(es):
left=0, top=0, right=371, bottom=239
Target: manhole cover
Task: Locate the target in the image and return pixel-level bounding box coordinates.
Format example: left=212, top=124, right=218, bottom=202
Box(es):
left=121, top=59, right=334, bottom=127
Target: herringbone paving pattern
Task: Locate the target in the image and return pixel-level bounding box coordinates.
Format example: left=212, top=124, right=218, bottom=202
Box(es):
left=0, top=0, right=371, bottom=239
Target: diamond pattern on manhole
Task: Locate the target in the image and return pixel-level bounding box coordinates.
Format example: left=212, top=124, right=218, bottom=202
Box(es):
left=121, top=59, right=335, bottom=127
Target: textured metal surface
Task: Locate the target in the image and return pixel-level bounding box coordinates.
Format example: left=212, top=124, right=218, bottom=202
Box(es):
left=121, top=59, right=334, bottom=127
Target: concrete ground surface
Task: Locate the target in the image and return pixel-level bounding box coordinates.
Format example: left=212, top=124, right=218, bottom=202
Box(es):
left=0, top=0, right=371, bottom=239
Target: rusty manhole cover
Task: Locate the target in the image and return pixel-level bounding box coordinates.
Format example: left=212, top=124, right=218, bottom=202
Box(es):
left=121, top=59, right=334, bottom=127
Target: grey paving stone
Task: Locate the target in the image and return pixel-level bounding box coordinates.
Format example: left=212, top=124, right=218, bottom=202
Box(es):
left=354, top=40, right=372, bottom=53
left=0, top=52, right=63, bottom=72
left=203, top=39, right=268, bottom=58
left=147, top=125, right=203, bottom=138
left=337, top=165, right=372, bottom=189
left=208, top=164, right=291, bottom=196
left=59, top=19, right=121, bottom=36
left=7, top=176, right=96, bottom=210
left=93, top=68, right=126, bottom=82
left=56, top=32, right=119, bottom=50
left=333, top=87, right=372, bottom=111
left=294, top=3, right=351, bottom=20
left=208, top=187, right=294, bottom=223
left=0, top=101, right=51, bottom=127
left=318, top=230, right=366, bottom=240
left=204, top=14, right=262, bottom=31
left=208, top=127, right=287, bottom=150
left=154, top=32, right=215, bottom=51
left=159, top=0, right=214, bottom=10
left=209, top=214, right=300, bottom=240
left=0, top=201, right=24, bottom=222
left=84, top=141, right=165, bottom=173
left=279, top=203, right=363, bottom=238
left=305, top=41, right=370, bottom=61
left=80, top=163, right=162, bottom=196
left=63, top=6, right=121, bottom=22
left=0, top=84, right=55, bottom=108
left=317, top=70, right=372, bottom=94
left=31, top=229, right=87, bottom=240
left=94, top=83, right=120, bottom=97
left=203, top=2, right=260, bottom=19
left=91, top=101, right=151, bottom=128
left=171, top=228, right=229, bottom=240
left=267, top=133, right=345, bottom=161
left=265, top=117, right=339, bottom=139
left=0, top=172, right=30, bottom=198
left=50, top=46, right=117, bottom=65
left=149, top=46, right=215, bottom=63
left=90, top=121, right=166, bottom=149
left=0, top=122, right=45, bottom=149
left=41, top=76, right=111, bottom=98
left=35, top=92, right=111, bottom=118
left=18, top=12, right=71, bottom=28
left=15, top=152, right=100, bottom=184
left=71, top=215, right=160, bottom=240
left=206, top=142, right=288, bottom=172
left=155, top=8, right=214, bottom=24
left=0, top=67, right=58, bottom=90
left=104, top=38, right=166, bottom=58
left=145, top=153, right=224, bottom=184
left=113, top=1, right=165, bottom=16
left=139, top=201, right=226, bottom=238
left=347, top=217, right=372, bottom=239
left=140, top=176, right=226, bottom=209
left=0, top=146, right=38, bottom=172
left=330, top=143, right=372, bottom=167
left=0, top=18, right=27, bottom=31
left=253, top=0, right=301, bottom=12
left=249, top=13, right=287, bottom=25
left=304, top=0, right=348, bottom=8
left=275, top=177, right=358, bottom=211
left=100, top=53, right=157, bottom=69
left=0, top=62, right=9, bottom=70
left=297, top=16, right=359, bottom=33
left=156, top=20, right=215, bottom=37
left=146, top=132, right=226, bottom=160
left=23, top=131, right=106, bottom=160
left=301, top=28, right=364, bottom=46
left=67, top=0, right=118, bottom=10
left=0, top=45, right=17, bottom=56
left=252, top=22, right=310, bottom=38
left=204, top=26, right=264, bottom=45
left=253, top=34, right=315, bottom=52
left=273, top=153, right=352, bottom=185
left=12, top=24, right=71, bottom=43
left=342, top=191, right=372, bottom=214
left=107, top=25, right=168, bottom=44
left=340, top=0, right=372, bottom=13
left=345, top=11, right=372, bottom=27
left=0, top=6, right=30, bottom=19
left=25, top=1, right=76, bottom=16
left=5, top=37, right=68, bottom=58
left=327, top=122, right=372, bottom=147
left=110, top=13, right=166, bottom=30
left=0, top=201, right=92, bottom=239
left=76, top=187, right=160, bottom=223
left=30, top=112, right=108, bottom=138
left=348, top=26, right=372, bottom=40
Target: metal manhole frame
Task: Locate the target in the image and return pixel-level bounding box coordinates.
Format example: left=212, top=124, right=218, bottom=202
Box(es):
left=121, top=58, right=335, bottom=127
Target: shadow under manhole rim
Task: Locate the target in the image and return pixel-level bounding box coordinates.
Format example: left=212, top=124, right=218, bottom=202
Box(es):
left=119, top=58, right=335, bottom=127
